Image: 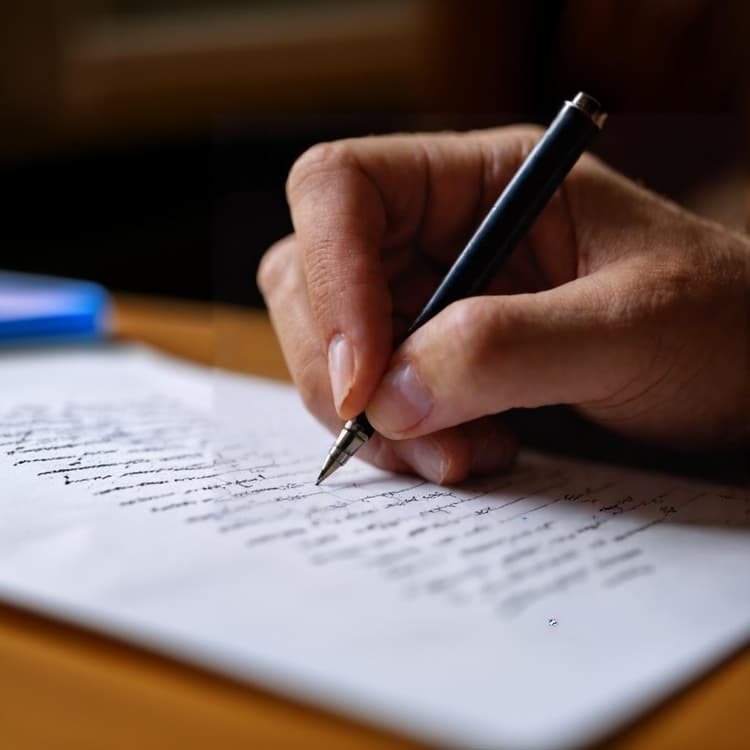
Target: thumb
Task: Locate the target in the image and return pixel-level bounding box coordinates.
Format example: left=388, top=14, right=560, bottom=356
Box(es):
left=366, top=273, right=641, bottom=439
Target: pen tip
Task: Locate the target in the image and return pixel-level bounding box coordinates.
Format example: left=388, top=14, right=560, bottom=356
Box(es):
left=315, top=454, right=339, bottom=486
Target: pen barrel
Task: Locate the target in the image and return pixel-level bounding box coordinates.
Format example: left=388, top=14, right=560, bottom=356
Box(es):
left=406, top=98, right=602, bottom=336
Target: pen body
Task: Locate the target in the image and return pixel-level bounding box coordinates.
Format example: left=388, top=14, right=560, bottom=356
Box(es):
left=407, top=100, right=601, bottom=335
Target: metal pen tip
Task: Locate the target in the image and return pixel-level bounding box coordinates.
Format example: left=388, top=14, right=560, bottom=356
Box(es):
left=315, top=453, right=340, bottom=486
left=314, top=417, right=373, bottom=486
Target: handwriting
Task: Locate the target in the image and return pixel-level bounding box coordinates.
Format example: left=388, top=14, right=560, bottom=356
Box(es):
left=1, top=396, right=748, bottom=620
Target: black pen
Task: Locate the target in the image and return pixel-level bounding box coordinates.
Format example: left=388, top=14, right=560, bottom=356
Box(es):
left=316, top=92, right=607, bottom=485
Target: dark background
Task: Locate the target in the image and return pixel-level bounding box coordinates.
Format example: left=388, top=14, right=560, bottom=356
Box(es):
left=2, top=1, right=748, bottom=307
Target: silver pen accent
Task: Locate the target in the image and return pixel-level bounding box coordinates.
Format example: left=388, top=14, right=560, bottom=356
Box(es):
left=567, top=91, right=607, bottom=129
left=315, top=417, right=373, bottom=485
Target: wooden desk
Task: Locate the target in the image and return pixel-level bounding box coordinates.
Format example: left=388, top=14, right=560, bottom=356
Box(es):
left=1, top=293, right=747, bottom=750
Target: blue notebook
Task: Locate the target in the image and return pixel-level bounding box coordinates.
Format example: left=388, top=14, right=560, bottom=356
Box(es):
left=0, top=271, right=110, bottom=344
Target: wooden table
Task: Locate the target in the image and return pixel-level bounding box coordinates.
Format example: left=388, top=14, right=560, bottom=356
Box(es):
left=1, top=293, right=748, bottom=750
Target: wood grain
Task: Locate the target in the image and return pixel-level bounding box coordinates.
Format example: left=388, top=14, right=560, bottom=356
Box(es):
left=0, top=292, right=747, bottom=750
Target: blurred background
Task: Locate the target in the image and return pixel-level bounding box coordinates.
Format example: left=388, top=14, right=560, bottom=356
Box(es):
left=2, top=0, right=748, bottom=307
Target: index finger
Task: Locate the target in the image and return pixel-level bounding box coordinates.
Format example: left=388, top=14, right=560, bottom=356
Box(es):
left=286, top=139, right=392, bottom=420
left=285, top=129, right=542, bottom=420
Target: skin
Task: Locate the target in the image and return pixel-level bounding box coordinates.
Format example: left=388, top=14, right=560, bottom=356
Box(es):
left=258, top=127, right=750, bottom=484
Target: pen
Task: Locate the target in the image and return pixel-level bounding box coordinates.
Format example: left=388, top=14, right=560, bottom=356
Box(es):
left=316, top=92, right=607, bottom=485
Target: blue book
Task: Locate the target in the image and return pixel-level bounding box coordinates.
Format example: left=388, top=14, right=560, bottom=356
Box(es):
left=0, top=271, right=110, bottom=344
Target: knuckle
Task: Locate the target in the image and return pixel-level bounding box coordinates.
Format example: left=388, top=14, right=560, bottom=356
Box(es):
left=657, top=257, right=699, bottom=296
left=286, top=140, right=355, bottom=201
left=439, top=298, right=513, bottom=400
left=473, top=125, right=546, bottom=209
left=256, top=238, right=293, bottom=297
left=447, top=298, right=503, bottom=372
left=615, top=257, right=694, bottom=321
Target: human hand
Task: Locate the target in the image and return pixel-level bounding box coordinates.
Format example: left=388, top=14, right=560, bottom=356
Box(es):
left=258, top=127, right=750, bottom=483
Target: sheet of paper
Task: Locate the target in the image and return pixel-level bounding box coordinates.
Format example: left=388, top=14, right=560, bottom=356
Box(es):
left=0, top=345, right=747, bottom=750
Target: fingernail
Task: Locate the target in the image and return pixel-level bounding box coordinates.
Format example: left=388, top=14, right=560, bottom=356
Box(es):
left=328, top=334, right=355, bottom=413
left=398, top=438, right=446, bottom=483
left=368, top=361, right=433, bottom=435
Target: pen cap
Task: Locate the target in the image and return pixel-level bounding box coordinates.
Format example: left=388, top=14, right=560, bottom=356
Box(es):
left=568, top=92, right=607, bottom=129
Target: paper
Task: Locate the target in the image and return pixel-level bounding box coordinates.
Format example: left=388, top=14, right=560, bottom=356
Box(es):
left=0, top=345, right=747, bottom=750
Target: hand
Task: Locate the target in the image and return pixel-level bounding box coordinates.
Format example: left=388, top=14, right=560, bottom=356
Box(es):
left=258, top=127, right=750, bottom=483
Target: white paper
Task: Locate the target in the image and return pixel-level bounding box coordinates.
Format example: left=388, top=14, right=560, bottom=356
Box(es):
left=0, top=345, right=747, bottom=750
